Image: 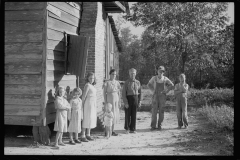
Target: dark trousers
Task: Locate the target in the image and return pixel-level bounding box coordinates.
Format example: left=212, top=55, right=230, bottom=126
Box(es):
left=124, top=95, right=138, bottom=131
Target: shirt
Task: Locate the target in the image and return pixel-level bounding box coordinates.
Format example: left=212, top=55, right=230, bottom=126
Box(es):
left=147, top=75, right=174, bottom=94
left=122, top=78, right=142, bottom=105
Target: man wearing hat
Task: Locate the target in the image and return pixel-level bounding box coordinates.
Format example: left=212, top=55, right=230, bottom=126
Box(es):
left=122, top=68, right=142, bottom=134
left=147, top=66, right=174, bottom=130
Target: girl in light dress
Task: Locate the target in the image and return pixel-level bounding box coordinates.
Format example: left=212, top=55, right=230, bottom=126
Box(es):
left=81, top=72, right=97, bottom=142
left=103, top=103, right=114, bottom=139
left=53, top=86, right=71, bottom=149
left=174, top=73, right=189, bottom=129
left=68, top=87, right=83, bottom=145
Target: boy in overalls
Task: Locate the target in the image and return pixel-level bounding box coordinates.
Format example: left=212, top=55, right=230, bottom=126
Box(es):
left=147, top=66, right=174, bottom=130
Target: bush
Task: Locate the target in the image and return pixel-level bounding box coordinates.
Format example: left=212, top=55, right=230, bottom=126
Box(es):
left=199, top=104, right=234, bottom=131
left=188, top=88, right=234, bottom=107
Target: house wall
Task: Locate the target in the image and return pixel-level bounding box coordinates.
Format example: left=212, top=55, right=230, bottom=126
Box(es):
left=4, top=2, right=46, bottom=126
left=45, top=2, right=82, bottom=125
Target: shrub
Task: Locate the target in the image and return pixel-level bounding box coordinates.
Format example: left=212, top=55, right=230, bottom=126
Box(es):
left=199, top=104, right=234, bottom=131
left=188, top=88, right=234, bottom=107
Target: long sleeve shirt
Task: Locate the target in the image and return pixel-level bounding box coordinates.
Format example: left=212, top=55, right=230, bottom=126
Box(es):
left=147, top=75, right=174, bottom=94
left=122, top=78, right=142, bottom=105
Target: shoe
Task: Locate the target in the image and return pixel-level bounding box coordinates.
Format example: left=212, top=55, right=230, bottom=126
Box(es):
left=74, top=139, right=81, bottom=143
left=112, top=132, right=118, bottom=136
left=130, top=131, right=137, bottom=134
left=58, top=142, right=66, bottom=146
left=125, top=130, right=129, bottom=134
left=177, top=126, right=182, bottom=129
left=81, top=137, right=89, bottom=142
left=69, top=140, right=76, bottom=145
left=158, top=126, right=162, bottom=130
left=150, top=127, right=157, bottom=131
left=86, top=136, right=94, bottom=141
left=53, top=144, right=60, bottom=149
left=184, top=125, right=188, bottom=129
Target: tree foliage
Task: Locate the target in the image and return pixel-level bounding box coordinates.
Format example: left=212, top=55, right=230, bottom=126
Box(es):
left=118, top=2, right=233, bottom=88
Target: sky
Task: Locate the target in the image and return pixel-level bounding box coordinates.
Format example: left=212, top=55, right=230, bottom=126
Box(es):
left=111, top=2, right=234, bottom=39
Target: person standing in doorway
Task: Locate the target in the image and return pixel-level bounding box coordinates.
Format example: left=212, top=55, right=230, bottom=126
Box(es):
left=147, top=66, right=174, bottom=130
left=122, top=68, right=142, bottom=134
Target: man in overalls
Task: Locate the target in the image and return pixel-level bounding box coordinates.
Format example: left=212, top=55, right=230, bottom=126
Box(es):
left=147, top=66, right=174, bottom=130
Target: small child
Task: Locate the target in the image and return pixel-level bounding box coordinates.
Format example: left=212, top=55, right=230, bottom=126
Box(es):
left=53, top=86, right=71, bottom=149
left=103, top=103, right=114, bottom=139
left=174, top=74, right=189, bottom=129
left=68, top=88, right=83, bottom=144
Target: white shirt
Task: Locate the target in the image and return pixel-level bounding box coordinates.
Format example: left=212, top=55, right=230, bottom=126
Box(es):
left=147, top=75, right=174, bottom=93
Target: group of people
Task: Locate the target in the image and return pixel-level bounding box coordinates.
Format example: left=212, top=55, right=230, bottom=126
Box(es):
left=53, top=66, right=189, bottom=149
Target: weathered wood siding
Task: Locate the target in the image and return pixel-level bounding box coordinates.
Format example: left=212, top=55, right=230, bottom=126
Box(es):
left=4, top=2, right=45, bottom=126
left=45, top=2, right=82, bottom=122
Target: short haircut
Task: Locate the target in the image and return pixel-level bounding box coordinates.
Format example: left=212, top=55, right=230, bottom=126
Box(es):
left=109, top=69, right=116, bottom=75
left=179, top=73, right=186, bottom=79
left=72, top=87, right=82, bottom=96
left=129, top=68, right=137, bottom=73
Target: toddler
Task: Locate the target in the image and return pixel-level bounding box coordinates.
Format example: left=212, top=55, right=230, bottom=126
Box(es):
left=103, top=103, right=114, bottom=139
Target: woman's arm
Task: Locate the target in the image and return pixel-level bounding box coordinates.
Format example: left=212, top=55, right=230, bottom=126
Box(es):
left=82, top=84, right=90, bottom=105
left=147, top=77, right=155, bottom=93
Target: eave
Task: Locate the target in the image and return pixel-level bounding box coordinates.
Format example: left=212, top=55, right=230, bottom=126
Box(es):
left=108, top=16, right=122, bottom=52
left=103, top=2, right=130, bottom=15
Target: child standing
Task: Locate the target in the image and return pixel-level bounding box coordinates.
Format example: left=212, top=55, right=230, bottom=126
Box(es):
left=68, top=88, right=83, bottom=144
left=103, top=103, right=114, bottom=139
left=174, top=74, right=189, bottom=129
left=53, top=86, right=71, bottom=148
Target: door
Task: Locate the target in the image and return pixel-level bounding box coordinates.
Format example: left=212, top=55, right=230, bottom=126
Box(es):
left=67, top=35, right=90, bottom=87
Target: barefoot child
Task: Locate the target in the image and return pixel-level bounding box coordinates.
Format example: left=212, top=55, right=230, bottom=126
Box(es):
left=68, top=88, right=83, bottom=144
left=174, top=74, right=189, bottom=129
left=103, top=103, right=114, bottom=139
left=54, top=86, right=71, bottom=148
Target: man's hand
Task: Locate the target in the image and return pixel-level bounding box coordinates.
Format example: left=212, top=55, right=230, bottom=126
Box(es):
left=138, top=101, right=142, bottom=108
left=125, top=104, right=129, bottom=109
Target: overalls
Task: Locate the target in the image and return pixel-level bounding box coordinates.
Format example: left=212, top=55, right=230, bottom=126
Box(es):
left=151, top=80, right=166, bottom=128
left=176, top=84, right=188, bottom=127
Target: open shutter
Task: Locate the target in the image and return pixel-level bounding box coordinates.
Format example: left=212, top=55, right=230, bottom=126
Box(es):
left=67, top=35, right=89, bottom=86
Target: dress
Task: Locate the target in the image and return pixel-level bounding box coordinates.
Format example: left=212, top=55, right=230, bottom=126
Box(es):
left=104, top=80, right=121, bottom=124
left=68, top=98, right=82, bottom=133
left=54, top=96, right=70, bottom=132
left=82, top=83, right=97, bottom=129
left=103, top=111, right=114, bottom=127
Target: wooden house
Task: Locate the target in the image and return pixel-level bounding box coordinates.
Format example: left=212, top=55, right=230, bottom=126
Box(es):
left=5, top=2, right=129, bottom=142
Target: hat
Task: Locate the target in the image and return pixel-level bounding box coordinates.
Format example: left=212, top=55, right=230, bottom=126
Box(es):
left=129, top=68, right=137, bottom=73
left=158, top=66, right=165, bottom=71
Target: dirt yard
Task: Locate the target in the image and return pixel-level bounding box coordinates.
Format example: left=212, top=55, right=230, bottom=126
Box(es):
left=4, top=108, right=233, bottom=155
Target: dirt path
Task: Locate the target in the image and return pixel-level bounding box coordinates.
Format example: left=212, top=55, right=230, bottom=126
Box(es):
left=4, top=109, right=232, bottom=155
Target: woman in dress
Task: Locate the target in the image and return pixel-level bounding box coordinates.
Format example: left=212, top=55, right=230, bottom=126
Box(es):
left=103, top=69, right=121, bottom=136
left=81, top=72, right=97, bottom=142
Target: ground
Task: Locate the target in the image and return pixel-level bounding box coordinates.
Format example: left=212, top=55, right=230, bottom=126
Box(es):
left=4, top=108, right=233, bottom=155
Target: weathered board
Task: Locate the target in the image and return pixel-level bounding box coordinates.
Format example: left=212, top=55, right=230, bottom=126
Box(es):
left=5, top=84, right=42, bottom=95
left=48, top=2, right=81, bottom=19
left=48, top=17, right=78, bottom=35
left=47, top=29, right=65, bottom=42
left=46, top=71, right=76, bottom=81
left=5, top=10, right=44, bottom=21
left=5, top=115, right=38, bottom=126
left=5, top=51, right=42, bottom=60
left=46, top=60, right=65, bottom=71
left=47, top=49, right=65, bottom=61
left=48, top=4, right=79, bottom=27
left=5, top=59, right=42, bottom=74
left=5, top=21, right=43, bottom=32
left=5, top=42, right=43, bottom=54
left=5, top=2, right=45, bottom=10
left=47, top=39, right=65, bottom=52
left=5, top=105, right=41, bottom=116
left=5, top=30, right=42, bottom=43
left=5, top=94, right=41, bottom=105
left=5, top=74, right=42, bottom=84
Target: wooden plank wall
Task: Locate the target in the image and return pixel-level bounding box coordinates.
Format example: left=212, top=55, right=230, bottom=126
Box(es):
left=45, top=2, right=82, bottom=123
left=4, top=2, right=45, bottom=126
